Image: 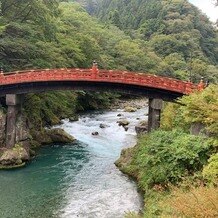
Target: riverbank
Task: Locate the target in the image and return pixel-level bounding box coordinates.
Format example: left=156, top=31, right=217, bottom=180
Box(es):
left=0, top=95, right=148, bottom=168
left=115, top=85, right=218, bottom=218
left=116, top=130, right=217, bottom=217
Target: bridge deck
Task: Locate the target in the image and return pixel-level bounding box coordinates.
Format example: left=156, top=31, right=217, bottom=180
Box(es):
left=0, top=68, right=197, bottom=95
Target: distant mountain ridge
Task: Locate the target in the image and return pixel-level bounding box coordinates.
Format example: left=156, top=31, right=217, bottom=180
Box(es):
left=74, top=0, right=218, bottom=82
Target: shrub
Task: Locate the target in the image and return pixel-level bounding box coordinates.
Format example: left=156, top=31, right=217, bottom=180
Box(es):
left=161, top=85, right=218, bottom=137
left=125, top=130, right=212, bottom=191
left=160, top=186, right=218, bottom=217
left=161, top=103, right=180, bottom=131
left=23, top=91, right=77, bottom=128
left=177, top=85, right=218, bottom=136
left=203, top=153, right=218, bottom=184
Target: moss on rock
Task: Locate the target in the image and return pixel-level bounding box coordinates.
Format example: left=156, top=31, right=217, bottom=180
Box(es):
left=47, top=128, right=75, bottom=144
left=31, top=128, right=75, bottom=146
left=0, top=144, right=30, bottom=169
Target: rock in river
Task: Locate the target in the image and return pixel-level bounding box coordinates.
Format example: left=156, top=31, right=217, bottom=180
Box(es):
left=124, top=106, right=137, bottom=112
left=99, top=123, right=109, bottom=128
left=0, top=144, right=30, bottom=169
left=135, top=125, right=147, bottom=134
left=92, top=132, right=99, bottom=136
left=69, top=115, right=79, bottom=122
left=32, top=128, right=75, bottom=145
left=47, top=128, right=75, bottom=143
left=117, top=119, right=130, bottom=127
left=135, top=120, right=148, bottom=134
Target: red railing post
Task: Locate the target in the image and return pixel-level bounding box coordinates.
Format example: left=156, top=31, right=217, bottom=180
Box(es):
left=91, top=61, right=99, bottom=79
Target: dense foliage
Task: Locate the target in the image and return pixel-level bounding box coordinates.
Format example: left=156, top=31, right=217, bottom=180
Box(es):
left=161, top=85, right=218, bottom=185
left=95, top=0, right=218, bottom=81
left=22, top=90, right=119, bottom=129
left=162, top=85, right=218, bottom=135
left=1, top=1, right=145, bottom=127
left=122, top=130, right=212, bottom=189
left=0, top=0, right=217, bottom=216
left=0, top=1, right=164, bottom=72
left=23, top=91, right=78, bottom=129
left=203, top=153, right=218, bottom=183
left=1, top=0, right=217, bottom=81
left=117, top=85, right=218, bottom=217
left=3, top=0, right=216, bottom=130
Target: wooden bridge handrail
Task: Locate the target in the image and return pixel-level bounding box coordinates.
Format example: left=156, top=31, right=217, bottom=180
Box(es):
left=0, top=68, right=199, bottom=95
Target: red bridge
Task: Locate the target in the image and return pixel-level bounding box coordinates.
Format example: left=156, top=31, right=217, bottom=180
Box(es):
left=0, top=66, right=204, bottom=148
left=0, top=66, right=202, bottom=100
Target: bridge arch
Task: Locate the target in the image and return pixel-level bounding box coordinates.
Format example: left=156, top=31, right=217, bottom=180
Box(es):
left=0, top=67, right=199, bottom=148
left=0, top=67, right=197, bottom=98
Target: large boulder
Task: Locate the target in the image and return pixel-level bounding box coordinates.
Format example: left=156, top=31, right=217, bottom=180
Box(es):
left=135, top=125, right=147, bottom=134
left=0, top=109, right=31, bottom=148
left=124, top=106, right=137, bottom=112
left=31, top=128, right=75, bottom=145
left=69, top=115, right=79, bottom=122
left=117, top=119, right=130, bottom=127
left=31, top=130, right=53, bottom=145
left=135, top=120, right=148, bottom=134
left=115, top=147, right=134, bottom=171
left=46, top=128, right=75, bottom=144
left=16, top=114, right=32, bottom=144
left=190, top=122, right=207, bottom=136
left=0, top=144, right=30, bottom=168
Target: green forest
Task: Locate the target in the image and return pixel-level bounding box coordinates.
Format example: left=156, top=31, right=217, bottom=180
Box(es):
left=0, top=0, right=218, bottom=217
left=1, top=0, right=218, bottom=81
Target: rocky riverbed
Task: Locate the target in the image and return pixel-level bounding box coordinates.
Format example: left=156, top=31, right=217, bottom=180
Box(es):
left=0, top=98, right=148, bottom=168
left=0, top=104, right=148, bottom=217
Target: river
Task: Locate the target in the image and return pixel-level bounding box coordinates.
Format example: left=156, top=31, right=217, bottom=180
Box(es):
left=0, top=106, right=147, bottom=218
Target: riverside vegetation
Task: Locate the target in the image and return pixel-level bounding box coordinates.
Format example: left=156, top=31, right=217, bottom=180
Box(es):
left=116, top=85, right=218, bottom=217
left=0, top=0, right=218, bottom=216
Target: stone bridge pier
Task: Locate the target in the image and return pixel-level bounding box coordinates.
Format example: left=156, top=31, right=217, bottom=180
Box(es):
left=5, top=94, right=23, bottom=148
left=148, top=98, right=163, bottom=132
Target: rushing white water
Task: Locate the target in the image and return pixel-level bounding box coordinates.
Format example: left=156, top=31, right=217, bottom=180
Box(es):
left=57, top=108, right=148, bottom=218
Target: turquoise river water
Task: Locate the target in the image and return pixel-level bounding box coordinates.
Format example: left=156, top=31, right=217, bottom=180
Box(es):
left=0, top=107, right=148, bottom=218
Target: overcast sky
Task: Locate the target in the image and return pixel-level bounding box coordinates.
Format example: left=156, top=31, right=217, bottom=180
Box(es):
left=189, top=0, right=218, bottom=22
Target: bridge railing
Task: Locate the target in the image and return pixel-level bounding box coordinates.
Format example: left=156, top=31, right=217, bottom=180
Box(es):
left=0, top=68, right=197, bottom=95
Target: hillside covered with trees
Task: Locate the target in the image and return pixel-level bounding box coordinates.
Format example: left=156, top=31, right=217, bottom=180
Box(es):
left=1, top=0, right=217, bottom=82
left=0, top=0, right=217, bottom=217
left=95, top=0, right=218, bottom=82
